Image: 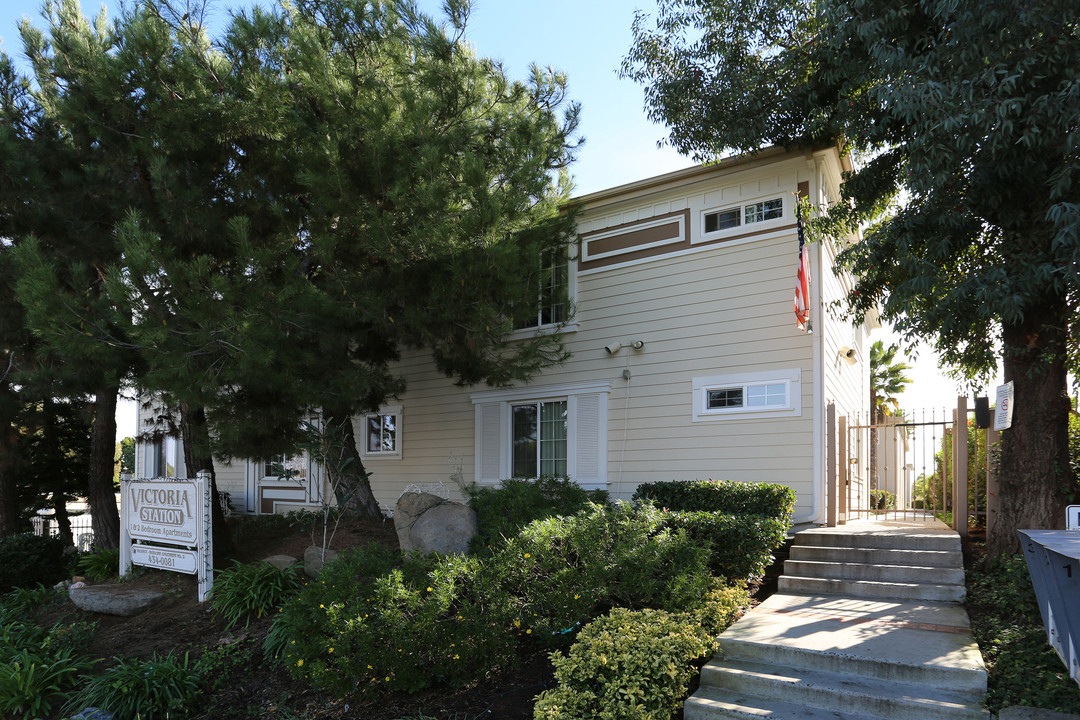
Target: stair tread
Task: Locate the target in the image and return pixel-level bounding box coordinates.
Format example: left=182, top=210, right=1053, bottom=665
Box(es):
left=703, top=657, right=986, bottom=709
left=686, top=685, right=905, bottom=720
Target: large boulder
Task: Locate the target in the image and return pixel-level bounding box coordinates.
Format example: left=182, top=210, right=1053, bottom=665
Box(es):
left=302, top=545, right=339, bottom=578
left=262, top=554, right=298, bottom=571
left=394, top=492, right=478, bottom=555
left=68, top=584, right=166, bottom=617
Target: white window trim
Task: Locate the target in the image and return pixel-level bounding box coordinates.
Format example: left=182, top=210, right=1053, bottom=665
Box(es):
left=692, top=368, right=802, bottom=422
left=508, top=245, right=579, bottom=340
left=361, top=405, right=403, bottom=460
left=698, top=194, right=789, bottom=244
left=471, top=380, right=612, bottom=489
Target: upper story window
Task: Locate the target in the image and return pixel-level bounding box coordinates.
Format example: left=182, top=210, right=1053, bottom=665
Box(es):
left=515, top=248, right=569, bottom=330
left=702, top=197, right=785, bottom=236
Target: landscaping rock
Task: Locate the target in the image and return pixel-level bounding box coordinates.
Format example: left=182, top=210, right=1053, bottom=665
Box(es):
left=303, top=545, right=339, bottom=578
left=68, top=709, right=116, bottom=720
left=68, top=584, right=166, bottom=617
left=262, top=554, right=298, bottom=571
left=394, top=491, right=477, bottom=555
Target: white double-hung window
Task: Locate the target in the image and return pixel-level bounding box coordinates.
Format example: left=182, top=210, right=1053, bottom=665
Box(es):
left=472, top=380, right=610, bottom=489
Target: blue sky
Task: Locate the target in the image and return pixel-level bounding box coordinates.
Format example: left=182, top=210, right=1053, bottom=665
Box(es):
left=0, top=0, right=696, bottom=196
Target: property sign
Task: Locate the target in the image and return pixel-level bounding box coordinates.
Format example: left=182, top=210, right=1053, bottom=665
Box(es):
left=130, top=546, right=199, bottom=574
left=120, top=472, right=214, bottom=601
left=994, top=382, right=1014, bottom=431
left=125, top=481, right=199, bottom=544
left=1068, top=505, right=1080, bottom=531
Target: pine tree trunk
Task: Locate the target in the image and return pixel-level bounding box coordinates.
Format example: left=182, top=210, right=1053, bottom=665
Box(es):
left=988, top=313, right=1072, bottom=558
left=179, top=402, right=231, bottom=557
left=88, top=387, right=121, bottom=549
left=324, top=408, right=382, bottom=519
left=0, top=394, right=19, bottom=536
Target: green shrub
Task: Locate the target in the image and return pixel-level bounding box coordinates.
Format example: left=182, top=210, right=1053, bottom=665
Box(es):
left=533, top=607, right=717, bottom=720
left=466, top=476, right=603, bottom=553
left=660, top=510, right=789, bottom=582
left=266, top=544, right=517, bottom=700
left=77, top=547, right=122, bottom=582
left=0, top=647, right=96, bottom=720
left=490, top=502, right=714, bottom=648
left=0, top=585, right=60, bottom=624
left=65, top=653, right=202, bottom=720
left=968, top=553, right=1080, bottom=713
left=869, top=489, right=896, bottom=511
left=0, top=534, right=71, bottom=592
left=42, top=619, right=98, bottom=655
left=632, top=479, right=796, bottom=520
left=211, top=561, right=303, bottom=629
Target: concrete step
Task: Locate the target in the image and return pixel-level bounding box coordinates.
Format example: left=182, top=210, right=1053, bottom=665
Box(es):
left=794, top=527, right=960, bottom=552
left=778, top=574, right=965, bottom=602
left=789, top=544, right=960, bottom=568
left=685, top=685, right=888, bottom=720
left=784, top=559, right=966, bottom=585
left=700, top=658, right=988, bottom=720
left=715, top=593, right=987, bottom=693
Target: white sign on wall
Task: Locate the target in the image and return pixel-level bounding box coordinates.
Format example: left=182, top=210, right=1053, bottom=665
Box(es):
left=1068, top=505, right=1080, bottom=531
left=120, top=472, right=214, bottom=601
left=994, top=381, right=1014, bottom=431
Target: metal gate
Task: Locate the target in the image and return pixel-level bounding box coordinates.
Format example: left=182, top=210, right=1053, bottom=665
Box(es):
left=826, top=398, right=990, bottom=536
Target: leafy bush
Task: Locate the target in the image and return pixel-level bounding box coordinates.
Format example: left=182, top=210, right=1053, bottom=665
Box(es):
left=466, top=476, right=604, bottom=553
left=489, top=502, right=715, bottom=648
left=968, top=553, right=1080, bottom=713
left=0, top=534, right=71, bottom=592
left=0, top=647, right=96, bottom=720
left=211, top=561, right=303, bottom=629
left=0, top=585, right=60, bottom=624
left=533, top=607, right=718, bottom=720
left=869, top=489, right=896, bottom=511
left=77, top=547, right=122, bottom=582
left=65, top=653, right=202, bottom=720
left=266, top=543, right=517, bottom=699
left=632, top=479, right=796, bottom=520
left=660, top=510, right=789, bottom=582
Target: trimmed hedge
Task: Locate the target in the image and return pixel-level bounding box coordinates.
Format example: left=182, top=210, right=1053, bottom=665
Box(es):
left=658, top=510, right=789, bottom=582
left=0, top=534, right=70, bottom=592
left=632, top=479, right=796, bottom=521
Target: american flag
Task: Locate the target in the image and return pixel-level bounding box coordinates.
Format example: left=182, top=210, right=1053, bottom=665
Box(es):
left=794, top=203, right=811, bottom=332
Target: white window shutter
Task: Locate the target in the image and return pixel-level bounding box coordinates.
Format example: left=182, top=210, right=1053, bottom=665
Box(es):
left=569, top=393, right=605, bottom=488
left=475, top=403, right=503, bottom=484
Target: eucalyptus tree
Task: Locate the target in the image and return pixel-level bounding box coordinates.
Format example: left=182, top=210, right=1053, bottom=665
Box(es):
left=624, top=0, right=1079, bottom=555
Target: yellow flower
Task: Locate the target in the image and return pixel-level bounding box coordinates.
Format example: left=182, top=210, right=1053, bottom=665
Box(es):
left=526, top=629, right=532, bottom=635
left=296, top=659, right=304, bottom=667
left=367, top=664, right=373, bottom=670
left=574, top=594, right=581, bottom=600
left=514, top=620, right=521, bottom=627
left=453, top=654, right=460, bottom=660
left=524, top=553, right=531, bottom=559
left=291, top=640, right=296, bottom=645
left=385, top=676, right=390, bottom=682
left=320, top=604, right=325, bottom=609
left=426, top=586, right=433, bottom=592
left=329, top=648, right=334, bottom=653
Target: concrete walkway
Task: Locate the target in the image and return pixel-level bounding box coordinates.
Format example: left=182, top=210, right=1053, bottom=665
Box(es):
left=685, top=517, right=991, bottom=719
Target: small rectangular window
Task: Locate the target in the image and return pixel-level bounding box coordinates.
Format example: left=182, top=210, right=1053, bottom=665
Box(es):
left=745, top=198, right=783, bottom=224
left=704, top=208, right=741, bottom=234
left=746, top=383, right=787, bottom=407
left=362, top=406, right=402, bottom=458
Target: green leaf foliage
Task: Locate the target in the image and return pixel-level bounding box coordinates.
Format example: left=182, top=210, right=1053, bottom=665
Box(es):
left=659, top=510, right=789, bottom=582
left=632, top=479, right=796, bottom=521
left=0, top=647, right=96, bottom=720
left=533, top=607, right=722, bottom=720
left=64, top=653, right=203, bottom=720
left=0, top=533, right=70, bottom=592
left=624, top=0, right=1080, bottom=553
left=210, top=561, right=303, bottom=629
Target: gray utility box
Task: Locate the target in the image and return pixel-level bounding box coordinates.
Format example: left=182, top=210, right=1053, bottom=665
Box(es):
left=1019, top=529, right=1080, bottom=689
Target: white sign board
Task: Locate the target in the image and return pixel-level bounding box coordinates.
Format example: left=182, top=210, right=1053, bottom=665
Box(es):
left=131, top=546, right=199, bottom=574
left=1068, top=505, right=1080, bottom=531
left=994, top=381, right=1014, bottom=431
left=120, top=473, right=214, bottom=602
left=125, top=481, right=199, bottom=544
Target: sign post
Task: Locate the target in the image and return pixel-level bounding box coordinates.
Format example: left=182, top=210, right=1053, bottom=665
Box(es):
left=120, top=471, right=214, bottom=601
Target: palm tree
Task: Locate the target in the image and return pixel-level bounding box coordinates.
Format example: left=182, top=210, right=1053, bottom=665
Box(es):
left=869, top=341, right=913, bottom=499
